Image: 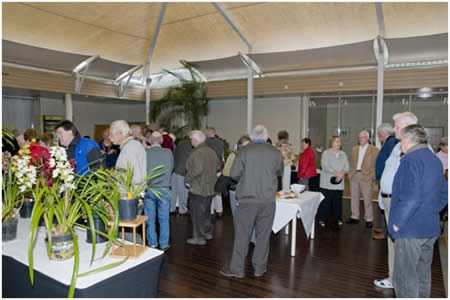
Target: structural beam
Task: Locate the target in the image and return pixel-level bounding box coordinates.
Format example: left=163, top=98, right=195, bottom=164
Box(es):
left=212, top=2, right=252, bottom=49
left=116, top=65, right=143, bottom=98
left=375, top=3, right=385, bottom=38
left=239, top=52, right=262, bottom=76
left=212, top=2, right=255, bottom=133
left=73, top=55, right=100, bottom=94
left=146, top=78, right=151, bottom=125
left=375, top=2, right=387, bottom=148
left=143, top=2, right=167, bottom=81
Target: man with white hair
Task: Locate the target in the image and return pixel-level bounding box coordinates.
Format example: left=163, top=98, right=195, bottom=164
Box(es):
left=374, top=111, right=418, bottom=289
left=109, top=120, right=146, bottom=185
left=373, top=123, right=399, bottom=240
left=347, top=130, right=379, bottom=228
left=389, top=124, right=447, bottom=297
left=220, top=125, right=283, bottom=279
left=144, top=131, right=174, bottom=250
left=185, top=130, right=221, bottom=245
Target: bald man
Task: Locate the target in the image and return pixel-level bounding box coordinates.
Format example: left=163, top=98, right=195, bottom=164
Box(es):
left=346, top=130, right=379, bottom=228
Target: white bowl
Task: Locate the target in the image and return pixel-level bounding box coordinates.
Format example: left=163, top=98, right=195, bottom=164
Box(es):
left=290, top=184, right=305, bottom=193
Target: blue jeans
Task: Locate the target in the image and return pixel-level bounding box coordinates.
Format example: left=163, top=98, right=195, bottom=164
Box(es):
left=229, top=190, right=256, bottom=244
left=144, top=188, right=170, bottom=248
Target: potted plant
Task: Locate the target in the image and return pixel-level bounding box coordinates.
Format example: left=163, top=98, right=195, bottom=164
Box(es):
left=2, top=166, right=23, bottom=241
left=3, top=143, right=39, bottom=241
left=150, top=60, right=209, bottom=138
left=105, top=163, right=163, bottom=221
left=27, top=146, right=126, bottom=298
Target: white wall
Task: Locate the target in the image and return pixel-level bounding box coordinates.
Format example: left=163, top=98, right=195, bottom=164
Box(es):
left=2, top=97, right=38, bottom=133
left=206, top=96, right=305, bottom=154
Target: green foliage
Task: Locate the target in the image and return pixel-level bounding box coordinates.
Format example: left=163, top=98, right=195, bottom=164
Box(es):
left=2, top=166, right=23, bottom=222
left=150, top=61, right=209, bottom=136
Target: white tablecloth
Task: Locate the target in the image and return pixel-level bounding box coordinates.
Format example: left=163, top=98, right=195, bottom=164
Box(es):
left=272, top=191, right=324, bottom=237
left=2, top=218, right=164, bottom=289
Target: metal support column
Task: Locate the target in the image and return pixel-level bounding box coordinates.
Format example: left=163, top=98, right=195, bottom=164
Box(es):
left=247, top=47, right=254, bottom=134
left=64, top=93, right=73, bottom=122
left=376, top=49, right=384, bottom=148
left=146, top=78, right=151, bottom=125
left=301, top=94, right=310, bottom=138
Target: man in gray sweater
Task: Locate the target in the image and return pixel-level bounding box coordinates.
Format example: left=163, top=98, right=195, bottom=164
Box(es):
left=221, top=125, right=284, bottom=278
left=185, top=130, right=221, bottom=245
left=144, top=131, right=174, bottom=250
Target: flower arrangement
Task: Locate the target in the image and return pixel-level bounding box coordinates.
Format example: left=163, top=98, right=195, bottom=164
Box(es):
left=11, top=143, right=37, bottom=193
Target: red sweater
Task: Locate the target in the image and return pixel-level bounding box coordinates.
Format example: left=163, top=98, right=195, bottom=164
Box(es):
left=161, top=133, right=174, bottom=153
left=297, top=146, right=317, bottom=178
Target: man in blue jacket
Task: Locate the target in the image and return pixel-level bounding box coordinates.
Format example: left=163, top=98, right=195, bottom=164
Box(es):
left=373, top=123, right=399, bottom=240
left=55, top=120, right=104, bottom=175
left=389, top=124, right=448, bottom=298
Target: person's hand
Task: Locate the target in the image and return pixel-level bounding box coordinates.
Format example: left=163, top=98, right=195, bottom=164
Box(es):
left=332, top=170, right=340, bottom=176
left=336, top=176, right=343, bottom=183
left=185, top=183, right=190, bottom=188
left=339, top=171, right=346, bottom=177
left=393, top=225, right=399, bottom=232
left=107, top=149, right=116, bottom=155
left=100, top=150, right=106, bottom=155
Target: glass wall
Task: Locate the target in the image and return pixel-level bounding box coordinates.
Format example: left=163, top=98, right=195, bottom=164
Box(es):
left=309, top=88, right=448, bottom=166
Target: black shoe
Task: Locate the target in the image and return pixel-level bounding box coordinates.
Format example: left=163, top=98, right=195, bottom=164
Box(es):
left=187, top=238, right=207, bottom=245
left=345, top=218, right=360, bottom=224
left=160, top=244, right=171, bottom=251
left=366, top=221, right=373, bottom=228
left=318, top=221, right=326, bottom=228
left=220, top=269, right=244, bottom=279
left=337, top=220, right=343, bottom=228
left=254, top=268, right=267, bottom=277
left=205, top=233, right=213, bottom=240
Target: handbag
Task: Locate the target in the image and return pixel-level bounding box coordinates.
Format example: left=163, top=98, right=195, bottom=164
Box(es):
left=214, top=175, right=231, bottom=194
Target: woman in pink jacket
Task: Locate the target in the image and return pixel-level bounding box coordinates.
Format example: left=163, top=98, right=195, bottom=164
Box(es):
left=297, top=138, right=317, bottom=191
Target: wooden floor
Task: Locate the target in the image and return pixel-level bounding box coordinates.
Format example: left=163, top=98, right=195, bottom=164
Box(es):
left=157, top=199, right=446, bottom=298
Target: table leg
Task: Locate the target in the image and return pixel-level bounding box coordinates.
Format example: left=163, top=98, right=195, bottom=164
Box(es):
left=133, top=227, right=136, bottom=245
left=121, top=227, right=125, bottom=243
left=142, top=222, right=146, bottom=247
left=290, top=217, right=297, bottom=257
left=285, top=224, right=290, bottom=235
left=310, top=219, right=315, bottom=239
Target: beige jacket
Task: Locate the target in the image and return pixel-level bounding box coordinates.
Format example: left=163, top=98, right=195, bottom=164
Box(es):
left=277, top=142, right=296, bottom=166
left=348, top=144, right=379, bottom=181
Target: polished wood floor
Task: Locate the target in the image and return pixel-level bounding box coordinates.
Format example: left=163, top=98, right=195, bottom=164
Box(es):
left=157, top=199, right=446, bottom=297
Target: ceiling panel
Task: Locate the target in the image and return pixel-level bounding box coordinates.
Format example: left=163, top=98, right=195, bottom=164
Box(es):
left=225, top=2, right=379, bottom=53
left=383, top=2, right=448, bottom=38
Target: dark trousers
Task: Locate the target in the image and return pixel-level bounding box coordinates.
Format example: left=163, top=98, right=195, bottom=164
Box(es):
left=229, top=202, right=276, bottom=275
left=379, top=207, right=387, bottom=236
left=317, top=188, right=343, bottom=223
left=188, top=193, right=213, bottom=240
left=393, top=237, right=438, bottom=298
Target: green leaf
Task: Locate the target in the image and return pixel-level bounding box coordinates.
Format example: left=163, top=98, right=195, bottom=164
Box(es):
left=67, top=227, right=79, bottom=298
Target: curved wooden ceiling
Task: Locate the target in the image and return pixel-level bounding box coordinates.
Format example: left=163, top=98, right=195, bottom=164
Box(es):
left=2, top=2, right=448, bottom=75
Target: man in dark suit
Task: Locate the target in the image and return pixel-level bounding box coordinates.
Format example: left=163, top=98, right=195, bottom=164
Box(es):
left=220, top=125, right=284, bottom=278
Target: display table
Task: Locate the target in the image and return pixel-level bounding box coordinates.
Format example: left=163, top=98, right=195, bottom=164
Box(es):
left=2, top=218, right=164, bottom=298
left=272, top=191, right=324, bottom=257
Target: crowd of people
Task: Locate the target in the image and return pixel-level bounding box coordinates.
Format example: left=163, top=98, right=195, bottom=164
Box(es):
left=3, top=110, right=447, bottom=298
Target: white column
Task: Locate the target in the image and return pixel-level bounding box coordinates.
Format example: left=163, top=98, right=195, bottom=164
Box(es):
left=247, top=47, right=254, bottom=134
left=301, top=95, right=310, bottom=138
left=146, top=78, right=151, bottom=125
left=376, top=50, right=384, bottom=148
left=64, top=93, right=73, bottom=121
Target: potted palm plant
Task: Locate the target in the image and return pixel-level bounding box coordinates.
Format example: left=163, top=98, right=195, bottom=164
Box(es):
left=150, top=60, right=209, bottom=138
left=27, top=146, right=126, bottom=298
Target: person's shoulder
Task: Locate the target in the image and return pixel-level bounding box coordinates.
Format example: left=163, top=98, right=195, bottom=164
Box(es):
left=80, top=137, right=99, bottom=149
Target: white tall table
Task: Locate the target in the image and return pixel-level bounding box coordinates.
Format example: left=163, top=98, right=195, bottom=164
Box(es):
left=272, top=191, right=324, bottom=257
